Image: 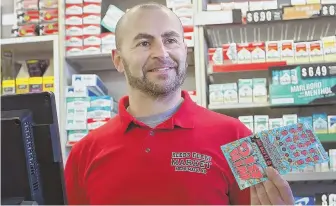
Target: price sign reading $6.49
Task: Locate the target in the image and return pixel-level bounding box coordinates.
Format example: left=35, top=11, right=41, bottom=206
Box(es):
left=300, top=65, right=331, bottom=79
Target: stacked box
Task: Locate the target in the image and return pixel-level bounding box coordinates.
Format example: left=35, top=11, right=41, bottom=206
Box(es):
left=13, top=0, right=58, bottom=37
left=100, top=5, right=124, bottom=53
left=66, top=74, right=114, bottom=145
left=65, top=0, right=106, bottom=55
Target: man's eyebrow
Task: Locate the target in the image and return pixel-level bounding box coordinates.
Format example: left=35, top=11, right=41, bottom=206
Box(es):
left=133, top=33, right=154, bottom=41
left=132, top=31, right=181, bottom=42
left=161, top=31, right=181, bottom=38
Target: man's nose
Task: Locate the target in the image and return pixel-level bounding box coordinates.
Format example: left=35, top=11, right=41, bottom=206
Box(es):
left=151, top=40, right=169, bottom=58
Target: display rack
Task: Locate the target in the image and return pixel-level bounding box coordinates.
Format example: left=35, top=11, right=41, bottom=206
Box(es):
left=194, top=0, right=336, bottom=197
left=0, top=35, right=61, bottom=122
left=1, top=0, right=66, bottom=160
left=1, top=0, right=335, bottom=200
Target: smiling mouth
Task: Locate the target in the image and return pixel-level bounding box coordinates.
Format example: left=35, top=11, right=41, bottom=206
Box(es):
left=148, top=67, right=174, bottom=72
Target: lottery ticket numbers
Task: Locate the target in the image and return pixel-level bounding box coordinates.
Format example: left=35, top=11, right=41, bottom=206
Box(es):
left=221, top=123, right=329, bottom=190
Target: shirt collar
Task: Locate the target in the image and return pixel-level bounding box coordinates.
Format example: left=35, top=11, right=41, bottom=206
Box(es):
left=118, top=90, right=196, bottom=132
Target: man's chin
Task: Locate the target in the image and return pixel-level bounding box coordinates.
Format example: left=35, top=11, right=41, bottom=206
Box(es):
left=144, top=83, right=178, bottom=96
left=146, top=76, right=175, bottom=85
left=146, top=72, right=175, bottom=81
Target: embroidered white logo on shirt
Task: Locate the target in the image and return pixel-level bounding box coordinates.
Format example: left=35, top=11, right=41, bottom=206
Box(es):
left=171, top=152, right=212, bottom=174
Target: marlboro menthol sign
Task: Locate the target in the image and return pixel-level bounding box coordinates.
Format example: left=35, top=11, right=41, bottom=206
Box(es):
left=269, top=63, right=336, bottom=106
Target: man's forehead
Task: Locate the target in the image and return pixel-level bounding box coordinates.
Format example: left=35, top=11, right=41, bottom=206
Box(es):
left=115, top=4, right=184, bottom=48
left=121, top=7, right=183, bottom=34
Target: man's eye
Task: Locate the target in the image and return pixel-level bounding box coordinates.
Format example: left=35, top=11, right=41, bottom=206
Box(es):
left=137, top=41, right=150, bottom=47
left=166, top=38, right=177, bottom=44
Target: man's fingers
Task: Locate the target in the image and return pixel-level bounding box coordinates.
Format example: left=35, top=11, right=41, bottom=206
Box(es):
left=262, top=179, right=283, bottom=205
left=266, top=167, right=294, bottom=205
left=255, top=183, right=271, bottom=205
left=250, top=167, right=294, bottom=205
left=250, top=186, right=261, bottom=205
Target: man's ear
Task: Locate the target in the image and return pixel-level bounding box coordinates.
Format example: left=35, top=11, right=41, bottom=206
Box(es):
left=183, top=41, right=188, bottom=57
left=112, top=50, right=124, bottom=73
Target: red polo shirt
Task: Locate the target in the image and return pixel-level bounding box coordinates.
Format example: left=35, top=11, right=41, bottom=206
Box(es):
left=65, top=90, right=252, bottom=205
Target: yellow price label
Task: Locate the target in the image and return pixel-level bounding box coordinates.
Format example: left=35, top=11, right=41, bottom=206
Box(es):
left=24, top=15, right=30, bottom=21
left=29, top=77, right=43, bottom=84
left=27, top=60, right=38, bottom=63
left=3, top=80, right=15, bottom=87
left=16, top=78, right=29, bottom=84
left=43, top=76, right=54, bottom=83
left=283, top=4, right=321, bottom=20
left=324, top=42, right=334, bottom=47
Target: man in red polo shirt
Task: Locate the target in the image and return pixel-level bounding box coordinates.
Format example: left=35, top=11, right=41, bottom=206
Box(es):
left=65, top=3, right=294, bottom=205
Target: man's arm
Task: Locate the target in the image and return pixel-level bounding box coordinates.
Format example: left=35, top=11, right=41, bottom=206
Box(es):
left=65, top=145, right=89, bottom=205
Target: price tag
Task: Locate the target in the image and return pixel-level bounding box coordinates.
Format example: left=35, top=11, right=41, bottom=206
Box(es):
left=283, top=4, right=321, bottom=20
left=300, top=64, right=336, bottom=79
left=315, top=193, right=336, bottom=206
left=246, top=9, right=282, bottom=24
left=321, top=4, right=336, bottom=16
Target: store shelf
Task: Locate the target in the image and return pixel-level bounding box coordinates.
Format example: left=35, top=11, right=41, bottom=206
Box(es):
left=194, top=10, right=242, bottom=26
left=209, top=102, right=270, bottom=110
left=66, top=52, right=115, bottom=72
left=284, top=172, right=336, bottom=182
left=205, top=17, right=336, bottom=48
left=1, top=35, right=58, bottom=58
left=318, top=134, right=336, bottom=143
left=209, top=100, right=336, bottom=111
left=209, top=61, right=287, bottom=74
left=1, top=35, right=57, bottom=45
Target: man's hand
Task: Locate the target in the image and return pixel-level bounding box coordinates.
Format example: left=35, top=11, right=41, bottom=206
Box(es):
left=251, top=167, right=294, bottom=205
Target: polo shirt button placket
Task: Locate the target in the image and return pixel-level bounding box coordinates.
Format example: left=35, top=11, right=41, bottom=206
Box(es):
left=149, top=130, right=155, bottom=136
left=145, top=130, right=155, bottom=153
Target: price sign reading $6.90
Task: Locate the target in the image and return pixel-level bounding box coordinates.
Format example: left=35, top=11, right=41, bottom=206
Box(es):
left=300, top=64, right=335, bottom=79
left=246, top=9, right=282, bottom=23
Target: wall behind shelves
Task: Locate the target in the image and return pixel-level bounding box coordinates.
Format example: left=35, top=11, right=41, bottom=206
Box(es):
left=1, top=1, right=14, bottom=38
left=101, top=0, right=167, bottom=13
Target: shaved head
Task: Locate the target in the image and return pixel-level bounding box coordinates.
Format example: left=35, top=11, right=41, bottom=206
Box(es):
left=115, top=2, right=183, bottom=50
left=112, top=2, right=187, bottom=98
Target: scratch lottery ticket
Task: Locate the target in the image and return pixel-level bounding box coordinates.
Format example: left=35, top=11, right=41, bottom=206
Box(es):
left=221, top=123, right=329, bottom=190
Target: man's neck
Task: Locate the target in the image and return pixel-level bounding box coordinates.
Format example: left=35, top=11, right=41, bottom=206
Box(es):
left=127, top=89, right=182, bottom=117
